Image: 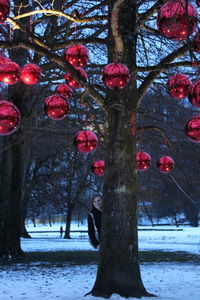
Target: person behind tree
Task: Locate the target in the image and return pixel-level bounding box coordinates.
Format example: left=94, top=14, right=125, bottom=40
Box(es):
left=87, top=195, right=103, bottom=249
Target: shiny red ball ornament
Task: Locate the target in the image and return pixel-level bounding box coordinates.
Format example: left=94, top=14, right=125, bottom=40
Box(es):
left=185, top=116, right=200, bottom=142
left=167, top=73, right=191, bottom=99
left=157, top=0, right=198, bottom=41
left=136, top=151, right=151, bottom=171
left=74, top=130, right=98, bottom=154
left=0, top=55, right=11, bottom=65
left=21, top=63, right=41, bottom=85
left=44, top=94, right=70, bottom=120
left=91, top=160, right=105, bottom=176
left=65, top=67, right=87, bottom=89
left=0, top=100, right=20, bottom=135
left=193, top=30, right=200, bottom=53
left=55, top=84, right=73, bottom=98
left=102, top=62, right=130, bottom=90
left=188, top=81, right=200, bottom=108
left=157, top=156, right=174, bottom=174
left=64, top=44, right=89, bottom=67
left=0, top=0, right=10, bottom=23
left=1, top=62, right=21, bottom=85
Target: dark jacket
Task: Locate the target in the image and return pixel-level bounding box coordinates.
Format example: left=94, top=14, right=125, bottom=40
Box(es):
left=87, top=205, right=101, bottom=249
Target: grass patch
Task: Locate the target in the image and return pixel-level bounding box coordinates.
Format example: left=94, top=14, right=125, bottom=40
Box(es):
left=0, top=250, right=199, bottom=267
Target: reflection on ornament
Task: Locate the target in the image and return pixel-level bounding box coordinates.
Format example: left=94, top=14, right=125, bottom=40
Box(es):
left=136, top=151, right=151, bottom=171
left=188, top=81, right=200, bottom=108
left=185, top=115, right=200, bottom=142
left=74, top=130, right=98, bottom=154
left=193, top=30, right=200, bottom=53
left=64, top=44, right=89, bottom=67
left=102, top=62, right=130, bottom=90
left=55, top=84, right=73, bottom=98
left=0, top=100, right=20, bottom=135
left=0, top=0, right=10, bottom=23
left=167, top=73, right=191, bottom=99
left=44, top=94, right=70, bottom=120
left=1, top=62, right=21, bottom=85
left=157, top=0, right=197, bottom=41
left=91, top=160, right=105, bottom=176
left=21, top=63, right=41, bottom=85
left=65, top=67, right=87, bottom=89
left=157, top=155, right=174, bottom=174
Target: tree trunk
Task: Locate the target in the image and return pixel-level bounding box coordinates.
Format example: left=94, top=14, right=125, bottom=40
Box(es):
left=64, top=203, right=73, bottom=239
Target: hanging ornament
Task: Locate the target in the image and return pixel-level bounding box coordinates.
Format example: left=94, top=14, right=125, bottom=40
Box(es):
left=157, top=155, right=174, bottom=174
left=55, top=84, right=73, bottom=98
left=65, top=67, right=87, bottom=89
left=1, top=61, right=21, bottom=85
left=185, top=115, right=200, bottom=142
left=136, top=151, right=151, bottom=171
left=0, top=100, right=20, bottom=135
left=74, top=130, right=98, bottom=154
left=102, top=62, right=130, bottom=90
left=0, top=0, right=10, bottom=23
left=21, top=63, right=41, bottom=85
left=157, top=0, right=198, bottom=41
left=196, top=0, right=200, bottom=7
left=44, top=94, right=70, bottom=120
left=167, top=73, right=191, bottom=99
left=188, top=80, right=200, bottom=108
left=193, top=30, right=200, bottom=53
left=64, top=44, right=89, bottom=67
left=0, top=55, right=11, bottom=65
left=91, top=160, right=105, bottom=176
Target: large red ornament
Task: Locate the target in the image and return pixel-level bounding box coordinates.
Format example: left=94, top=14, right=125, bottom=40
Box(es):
left=193, top=30, right=200, bottom=53
left=0, top=0, right=10, bottom=23
left=157, top=0, right=198, bottom=41
left=65, top=67, right=87, bottom=89
left=74, top=130, right=98, bottom=154
left=136, top=151, right=151, bottom=171
left=102, top=62, right=130, bottom=90
left=0, top=55, right=11, bottom=65
left=1, top=62, right=21, bottom=85
left=188, top=81, right=200, bottom=108
left=44, top=94, right=70, bottom=120
left=185, top=116, right=200, bottom=142
left=55, top=84, right=73, bottom=98
left=21, top=63, right=41, bottom=85
left=0, top=100, right=20, bottom=135
left=157, top=155, right=174, bottom=174
left=91, top=160, right=105, bottom=176
left=167, top=73, right=191, bottom=99
left=64, top=44, right=89, bottom=67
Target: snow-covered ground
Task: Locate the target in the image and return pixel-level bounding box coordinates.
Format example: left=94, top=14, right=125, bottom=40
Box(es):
left=0, top=222, right=199, bottom=300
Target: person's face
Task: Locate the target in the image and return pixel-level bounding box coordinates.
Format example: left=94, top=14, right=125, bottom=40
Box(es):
left=93, top=197, right=103, bottom=211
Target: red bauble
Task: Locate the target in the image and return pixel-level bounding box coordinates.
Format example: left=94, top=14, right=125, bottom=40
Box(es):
left=44, top=94, right=70, bottom=120
left=136, top=151, right=151, bottom=171
left=185, top=116, right=200, bottom=142
left=55, top=84, right=73, bottom=98
left=1, top=62, right=21, bottom=85
left=64, top=44, right=89, bottom=67
left=188, top=81, right=200, bottom=108
left=193, top=30, right=200, bottom=53
left=102, top=62, right=130, bottom=90
left=91, top=160, right=105, bottom=176
left=0, top=0, right=10, bottom=23
left=21, top=63, right=41, bottom=85
left=0, top=100, right=20, bottom=135
left=74, top=130, right=98, bottom=154
left=167, top=73, right=191, bottom=99
left=157, top=156, right=174, bottom=174
left=157, top=0, right=197, bottom=41
left=65, top=67, right=87, bottom=89
left=0, top=55, right=11, bottom=65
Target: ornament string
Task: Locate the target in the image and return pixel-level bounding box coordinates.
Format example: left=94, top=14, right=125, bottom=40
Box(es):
left=130, top=112, right=135, bottom=136
left=169, top=174, right=199, bottom=207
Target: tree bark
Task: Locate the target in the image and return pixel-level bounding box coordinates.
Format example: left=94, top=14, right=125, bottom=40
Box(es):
left=64, top=202, right=74, bottom=239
